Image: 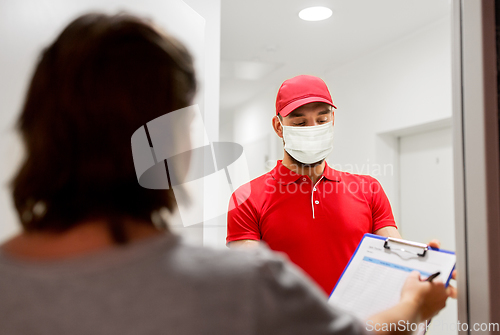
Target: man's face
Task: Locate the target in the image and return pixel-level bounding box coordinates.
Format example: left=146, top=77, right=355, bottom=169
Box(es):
left=281, top=102, right=334, bottom=127
left=272, top=101, right=335, bottom=167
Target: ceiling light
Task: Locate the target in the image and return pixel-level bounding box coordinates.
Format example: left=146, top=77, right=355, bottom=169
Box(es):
left=299, top=6, right=332, bottom=21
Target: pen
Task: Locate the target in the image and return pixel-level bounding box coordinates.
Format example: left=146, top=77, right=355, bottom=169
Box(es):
left=426, top=271, right=440, bottom=282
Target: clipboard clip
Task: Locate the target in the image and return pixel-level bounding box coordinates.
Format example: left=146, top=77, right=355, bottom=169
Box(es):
left=383, top=237, right=428, bottom=257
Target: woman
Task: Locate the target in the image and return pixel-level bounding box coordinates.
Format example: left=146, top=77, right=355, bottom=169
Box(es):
left=0, top=12, right=451, bottom=335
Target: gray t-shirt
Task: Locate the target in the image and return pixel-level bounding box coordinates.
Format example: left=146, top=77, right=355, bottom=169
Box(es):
left=0, top=234, right=366, bottom=335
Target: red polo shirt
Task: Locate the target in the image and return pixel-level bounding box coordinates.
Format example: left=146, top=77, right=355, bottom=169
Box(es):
left=226, top=160, right=397, bottom=295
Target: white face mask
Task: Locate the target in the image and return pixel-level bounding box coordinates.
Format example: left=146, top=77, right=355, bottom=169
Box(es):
left=280, top=120, right=334, bottom=165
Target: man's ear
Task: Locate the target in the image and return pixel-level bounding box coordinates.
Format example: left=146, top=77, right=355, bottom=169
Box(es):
left=272, top=115, right=283, bottom=138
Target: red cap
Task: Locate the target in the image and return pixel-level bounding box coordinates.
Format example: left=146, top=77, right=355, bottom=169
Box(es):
left=276, top=75, right=336, bottom=117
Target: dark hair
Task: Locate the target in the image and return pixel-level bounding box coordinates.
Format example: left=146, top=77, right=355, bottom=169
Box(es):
left=11, top=13, right=196, bottom=242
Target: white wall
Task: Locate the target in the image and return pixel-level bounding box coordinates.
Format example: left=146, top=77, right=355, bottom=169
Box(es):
left=223, top=16, right=452, bottom=224
left=221, top=84, right=283, bottom=180
left=0, top=0, right=220, bottom=243
left=325, top=17, right=452, bottom=221
left=182, top=0, right=223, bottom=248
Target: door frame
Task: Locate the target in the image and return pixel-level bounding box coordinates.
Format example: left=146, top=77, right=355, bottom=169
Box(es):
left=453, top=1, right=500, bottom=333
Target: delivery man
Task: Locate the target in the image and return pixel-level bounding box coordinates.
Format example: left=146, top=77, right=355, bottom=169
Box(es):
left=227, top=75, right=406, bottom=295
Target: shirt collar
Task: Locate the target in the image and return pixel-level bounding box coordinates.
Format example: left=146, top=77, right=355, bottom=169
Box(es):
left=271, top=160, right=303, bottom=185
left=271, top=160, right=342, bottom=185
left=323, top=161, right=342, bottom=182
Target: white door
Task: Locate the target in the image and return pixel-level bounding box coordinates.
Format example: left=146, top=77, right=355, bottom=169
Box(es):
left=399, top=126, right=455, bottom=249
left=399, top=126, right=456, bottom=335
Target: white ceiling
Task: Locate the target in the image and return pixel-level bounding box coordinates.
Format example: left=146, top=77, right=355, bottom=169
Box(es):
left=220, top=0, right=451, bottom=113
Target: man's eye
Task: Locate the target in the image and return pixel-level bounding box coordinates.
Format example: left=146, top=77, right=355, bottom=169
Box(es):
left=293, top=122, right=306, bottom=126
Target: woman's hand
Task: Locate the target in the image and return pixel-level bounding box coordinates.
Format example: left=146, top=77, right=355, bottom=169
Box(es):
left=400, top=271, right=449, bottom=321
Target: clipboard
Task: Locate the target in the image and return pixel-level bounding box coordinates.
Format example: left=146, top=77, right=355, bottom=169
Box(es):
left=328, top=233, right=455, bottom=334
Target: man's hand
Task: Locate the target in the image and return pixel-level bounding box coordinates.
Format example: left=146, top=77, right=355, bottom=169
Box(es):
left=426, top=239, right=457, bottom=299
left=427, top=239, right=441, bottom=249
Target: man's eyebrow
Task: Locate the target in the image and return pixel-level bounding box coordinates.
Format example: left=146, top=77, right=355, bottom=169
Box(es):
left=318, top=110, right=332, bottom=115
left=287, top=112, right=305, bottom=118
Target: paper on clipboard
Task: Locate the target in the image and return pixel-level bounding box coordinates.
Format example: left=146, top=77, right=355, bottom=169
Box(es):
left=328, top=234, right=455, bottom=332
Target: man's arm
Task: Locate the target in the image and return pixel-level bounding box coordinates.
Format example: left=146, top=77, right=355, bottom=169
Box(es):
left=369, top=177, right=399, bottom=236
left=227, top=239, right=260, bottom=249
left=226, top=182, right=262, bottom=247
left=374, top=226, right=401, bottom=238
left=370, top=179, right=445, bottom=248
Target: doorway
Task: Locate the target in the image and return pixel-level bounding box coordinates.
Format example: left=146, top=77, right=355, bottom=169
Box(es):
left=399, top=126, right=457, bottom=335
